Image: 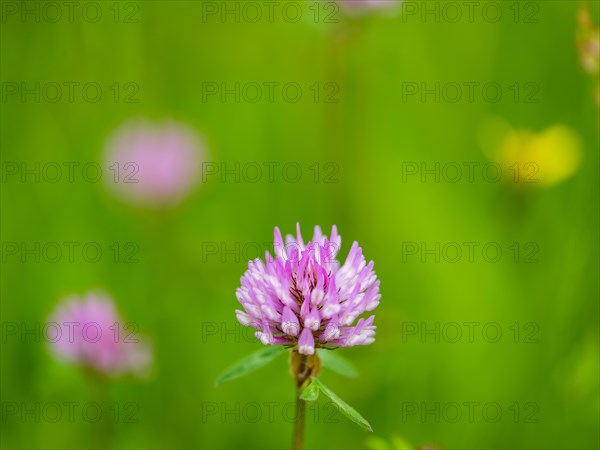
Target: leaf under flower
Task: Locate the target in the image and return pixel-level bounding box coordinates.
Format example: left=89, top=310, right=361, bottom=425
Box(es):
left=318, top=350, right=359, bottom=378
left=304, top=378, right=372, bottom=432
left=300, top=380, right=320, bottom=401
left=214, top=346, right=285, bottom=386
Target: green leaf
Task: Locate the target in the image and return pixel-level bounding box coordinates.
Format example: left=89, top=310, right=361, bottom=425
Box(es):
left=310, top=378, right=372, bottom=432
left=214, top=346, right=285, bottom=386
left=318, top=350, right=358, bottom=378
left=390, top=434, right=413, bottom=450
left=364, top=436, right=393, bottom=450
left=300, top=380, right=320, bottom=402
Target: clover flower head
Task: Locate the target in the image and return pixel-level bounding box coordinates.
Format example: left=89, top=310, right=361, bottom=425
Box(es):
left=235, top=224, right=380, bottom=355
left=104, top=118, right=206, bottom=208
left=48, top=292, right=152, bottom=377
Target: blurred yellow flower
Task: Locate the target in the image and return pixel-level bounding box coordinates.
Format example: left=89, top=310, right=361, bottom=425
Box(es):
left=479, top=119, right=583, bottom=188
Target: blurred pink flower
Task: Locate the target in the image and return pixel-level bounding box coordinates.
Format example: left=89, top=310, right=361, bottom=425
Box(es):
left=339, top=0, right=402, bottom=15
left=48, top=292, right=152, bottom=377
left=576, top=3, right=600, bottom=107
left=577, top=4, right=600, bottom=75
left=104, top=119, right=207, bottom=207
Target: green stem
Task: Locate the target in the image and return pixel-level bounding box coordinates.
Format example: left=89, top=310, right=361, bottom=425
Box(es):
left=84, top=368, right=112, bottom=449
left=290, top=351, right=320, bottom=450
left=293, top=391, right=306, bottom=450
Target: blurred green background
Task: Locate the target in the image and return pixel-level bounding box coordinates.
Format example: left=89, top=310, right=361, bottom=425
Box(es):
left=1, top=1, right=599, bottom=449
